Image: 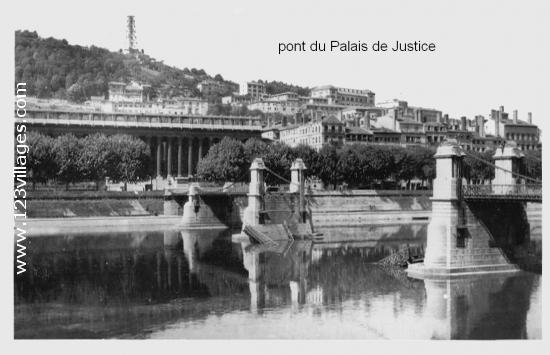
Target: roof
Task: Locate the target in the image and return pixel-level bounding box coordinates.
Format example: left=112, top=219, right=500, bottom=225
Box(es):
left=346, top=127, right=373, bottom=135
left=502, top=119, right=536, bottom=127
left=370, top=127, right=400, bottom=134
left=321, top=115, right=344, bottom=125
left=311, top=85, right=336, bottom=90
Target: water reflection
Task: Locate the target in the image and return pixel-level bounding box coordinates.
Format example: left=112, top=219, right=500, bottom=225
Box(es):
left=14, top=225, right=540, bottom=339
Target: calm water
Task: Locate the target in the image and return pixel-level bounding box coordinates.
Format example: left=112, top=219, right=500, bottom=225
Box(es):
left=14, top=225, right=541, bottom=339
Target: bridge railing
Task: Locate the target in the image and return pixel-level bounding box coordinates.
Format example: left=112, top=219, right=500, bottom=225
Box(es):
left=462, top=184, right=542, bottom=200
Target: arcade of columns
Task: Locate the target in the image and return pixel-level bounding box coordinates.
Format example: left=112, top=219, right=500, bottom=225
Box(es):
left=145, top=135, right=223, bottom=178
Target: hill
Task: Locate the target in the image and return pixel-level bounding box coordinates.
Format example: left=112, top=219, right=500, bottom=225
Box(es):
left=14, top=30, right=240, bottom=102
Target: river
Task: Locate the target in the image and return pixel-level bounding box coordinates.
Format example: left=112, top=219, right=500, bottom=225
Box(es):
left=14, top=224, right=541, bottom=339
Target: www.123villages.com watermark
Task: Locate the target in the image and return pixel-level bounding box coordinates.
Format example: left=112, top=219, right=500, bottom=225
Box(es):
left=14, top=83, right=28, bottom=275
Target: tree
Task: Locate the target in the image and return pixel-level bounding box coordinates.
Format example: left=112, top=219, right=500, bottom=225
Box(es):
left=317, top=144, right=343, bottom=188
left=196, top=137, right=248, bottom=182
left=52, top=134, right=83, bottom=187
left=27, top=132, right=57, bottom=185
left=292, top=144, right=320, bottom=179
left=110, top=135, right=151, bottom=183
left=79, top=134, right=118, bottom=182
left=463, top=150, right=495, bottom=182
left=243, top=138, right=268, bottom=160
left=262, top=142, right=295, bottom=185
left=66, top=83, right=86, bottom=102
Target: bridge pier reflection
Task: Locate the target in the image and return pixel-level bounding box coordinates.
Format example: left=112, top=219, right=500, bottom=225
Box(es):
left=421, top=273, right=534, bottom=339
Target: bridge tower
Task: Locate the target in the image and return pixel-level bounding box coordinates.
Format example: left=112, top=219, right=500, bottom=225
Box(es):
left=290, top=158, right=307, bottom=223
left=419, top=140, right=465, bottom=271
left=408, top=140, right=519, bottom=278
left=243, top=158, right=266, bottom=227
left=493, top=141, right=524, bottom=187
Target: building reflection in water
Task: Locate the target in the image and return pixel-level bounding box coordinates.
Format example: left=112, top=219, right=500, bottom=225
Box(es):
left=14, top=226, right=540, bottom=339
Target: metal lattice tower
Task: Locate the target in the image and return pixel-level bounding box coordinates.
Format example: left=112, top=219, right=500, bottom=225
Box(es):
left=126, top=15, right=137, bottom=52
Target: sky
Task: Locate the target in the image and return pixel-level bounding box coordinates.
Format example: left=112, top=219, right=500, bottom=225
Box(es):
left=7, top=0, right=550, bottom=125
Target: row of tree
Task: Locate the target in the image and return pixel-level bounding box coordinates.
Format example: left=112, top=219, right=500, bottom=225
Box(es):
left=197, top=138, right=542, bottom=188
left=25, top=132, right=542, bottom=188
left=196, top=138, right=438, bottom=188
left=27, top=132, right=151, bottom=186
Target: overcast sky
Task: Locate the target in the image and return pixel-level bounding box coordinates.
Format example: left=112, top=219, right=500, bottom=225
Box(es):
left=9, top=0, right=550, bottom=125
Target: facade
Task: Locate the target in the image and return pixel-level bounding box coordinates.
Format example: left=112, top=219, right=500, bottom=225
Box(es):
left=222, top=94, right=251, bottom=106
left=310, top=85, right=375, bottom=107
left=247, top=92, right=302, bottom=116
left=345, top=126, right=373, bottom=144
left=485, top=107, right=540, bottom=150
left=88, top=96, right=209, bottom=115
left=197, top=79, right=238, bottom=97
left=261, top=126, right=281, bottom=141
left=300, top=102, right=347, bottom=121
left=279, top=116, right=345, bottom=150
left=377, top=100, right=442, bottom=123
left=108, top=81, right=152, bottom=103
left=246, top=81, right=267, bottom=100
left=197, top=79, right=224, bottom=96
left=341, top=106, right=386, bottom=129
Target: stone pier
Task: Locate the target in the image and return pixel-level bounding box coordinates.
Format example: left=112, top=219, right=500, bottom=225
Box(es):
left=408, top=141, right=520, bottom=278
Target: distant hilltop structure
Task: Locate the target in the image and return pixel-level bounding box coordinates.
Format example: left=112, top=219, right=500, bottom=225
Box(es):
left=126, top=15, right=137, bottom=54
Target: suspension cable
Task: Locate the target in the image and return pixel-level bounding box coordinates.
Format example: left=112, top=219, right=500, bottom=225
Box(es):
left=460, top=148, right=542, bottom=184
left=264, top=166, right=301, bottom=187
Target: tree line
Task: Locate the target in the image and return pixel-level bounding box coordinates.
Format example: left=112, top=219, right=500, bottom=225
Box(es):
left=197, top=137, right=438, bottom=188
left=197, top=137, right=542, bottom=188
left=25, top=133, right=542, bottom=189
left=27, top=132, right=151, bottom=187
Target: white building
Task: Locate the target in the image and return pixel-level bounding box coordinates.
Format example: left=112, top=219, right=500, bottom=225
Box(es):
left=310, top=85, right=375, bottom=107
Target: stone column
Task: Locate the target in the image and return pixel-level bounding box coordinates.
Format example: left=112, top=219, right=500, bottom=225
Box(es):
left=198, top=137, right=204, bottom=162
left=177, top=138, right=183, bottom=177
left=156, top=136, right=162, bottom=178
left=167, top=137, right=173, bottom=178
left=187, top=138, right=193, bottom=177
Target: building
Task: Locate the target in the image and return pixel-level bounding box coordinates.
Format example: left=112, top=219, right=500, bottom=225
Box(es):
left=245, top=81, right=267, bottom=100
left=279, top=116, right=345, bottom=150
left=261, top=126, right=281, bottom=141
left=247, top=100, right=301, bottom=116
left=377, top=100, right=442, bottom=123
left=108, top=81, right=152, bottom=103
left=341, top=106, right=386, bottom=128
left=247, top=92, right=302, bottom=116
left=485, top=106, right=540, bottom=150
left=197, top=79, right=238, bottom=97
left=345, top=126, right=373, bottom=144
left=300, top=101, right=348, bottom=122
left=222, top=94, right=251, bottom=106
left=310, top=85, right=375, bottom=107
left=88, top=95, right=209, bottom=116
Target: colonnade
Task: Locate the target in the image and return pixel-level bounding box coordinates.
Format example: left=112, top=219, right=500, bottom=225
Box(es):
left=144, top=136, right=222, bottom=178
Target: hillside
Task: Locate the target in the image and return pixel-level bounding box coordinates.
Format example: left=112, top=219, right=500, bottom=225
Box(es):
left=14, top=30, right=238, bottom=102
left=15, top=30, right=310, bottom=103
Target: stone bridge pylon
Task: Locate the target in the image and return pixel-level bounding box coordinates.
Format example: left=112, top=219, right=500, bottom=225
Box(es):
left=407, top=140, right=533, bottom=278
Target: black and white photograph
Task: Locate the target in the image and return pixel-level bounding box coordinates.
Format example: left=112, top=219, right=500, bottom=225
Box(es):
left=4, top=0, right=548, bottom=347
